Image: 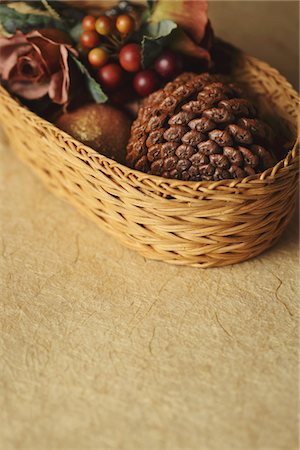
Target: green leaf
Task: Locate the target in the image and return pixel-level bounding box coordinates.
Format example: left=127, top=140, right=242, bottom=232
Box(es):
left=0, top=4, right=66, bottom=34
left=142, top=19, right=178, bottom=40
left=70, top=23, right=83, bottom=43
left=71, top=55, right=108, bottom=104
left=141, top=19, right=177, bottom=68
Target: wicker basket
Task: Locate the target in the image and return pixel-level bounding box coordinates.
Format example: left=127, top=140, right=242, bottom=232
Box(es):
left=0, top=49, right=299, bottom=267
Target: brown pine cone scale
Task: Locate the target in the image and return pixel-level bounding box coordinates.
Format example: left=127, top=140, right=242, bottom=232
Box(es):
left=126, top=73, right=276, bottom=181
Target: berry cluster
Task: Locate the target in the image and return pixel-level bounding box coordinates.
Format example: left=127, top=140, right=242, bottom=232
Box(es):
left=79, top=3, right=183, bottom=99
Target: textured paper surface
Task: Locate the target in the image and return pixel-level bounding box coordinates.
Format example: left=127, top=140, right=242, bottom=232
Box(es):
left=0, top=2, right=299, bottom=449
left=1, top=125, right=299, bottom=450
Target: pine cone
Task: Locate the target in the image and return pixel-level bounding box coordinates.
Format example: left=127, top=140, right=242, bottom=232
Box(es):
left=126, top=73, right=276, bottom=181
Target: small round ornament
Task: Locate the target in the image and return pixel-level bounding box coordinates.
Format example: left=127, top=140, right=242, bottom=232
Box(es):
left=56, top=103, right=132, bottom=164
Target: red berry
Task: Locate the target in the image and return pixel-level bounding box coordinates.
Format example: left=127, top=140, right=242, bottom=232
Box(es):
left=98, top=63, right=124, bottom=91
left=116, top=14, right=135, bottom=34
left=119, top=43, right=141, bottom=72
left=133, top=70, right=158, bottom=97
left=82, top=15, right=96, bottom=31
left=88, top=48, right=108, bottom=68
left=154, top=50, right=182, bottom=79
left=80, top=31, right=100, bottom=48
left=95, top=16, right=113, bottom=36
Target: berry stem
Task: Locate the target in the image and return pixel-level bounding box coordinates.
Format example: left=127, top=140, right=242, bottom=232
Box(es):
left=106, top=35, right=122, bottom=47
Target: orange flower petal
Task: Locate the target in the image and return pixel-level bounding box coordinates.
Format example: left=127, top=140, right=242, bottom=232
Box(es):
left=151, top=0, right=209, bottom=44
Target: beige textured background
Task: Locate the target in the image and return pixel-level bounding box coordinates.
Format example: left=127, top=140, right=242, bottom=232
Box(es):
left=0, top=2, right=299, bottom=450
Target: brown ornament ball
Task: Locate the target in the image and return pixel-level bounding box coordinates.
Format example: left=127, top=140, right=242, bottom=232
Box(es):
left=56, top=103, right=132, bottom=164
left=126, top=72, right=277, bottom=181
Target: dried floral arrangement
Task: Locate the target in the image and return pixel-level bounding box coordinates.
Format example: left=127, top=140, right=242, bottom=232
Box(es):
left=0, top=0, right=281, bottom=181
left=0, top=0, right=212, bottom=107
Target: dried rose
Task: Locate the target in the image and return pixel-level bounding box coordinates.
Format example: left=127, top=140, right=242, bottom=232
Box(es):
left=0, top=28, right=77, bottom=106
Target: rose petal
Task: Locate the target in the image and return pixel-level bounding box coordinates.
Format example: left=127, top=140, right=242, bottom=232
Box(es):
left=9, top=79, right=49, bottom=100
left=0, top=34, right=32, bottom=78
left=17, top=55, right=44, bottom=82
left=27, top=30, right=75, bottom=74
left=48, top=45, right=70, bottom=105
left=29, top=36, right=61, bottom=73
left=0, top=29, right=74, bottom=105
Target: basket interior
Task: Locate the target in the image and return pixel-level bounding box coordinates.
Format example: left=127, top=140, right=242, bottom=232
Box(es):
left=213, top=41, right=299, bottom=150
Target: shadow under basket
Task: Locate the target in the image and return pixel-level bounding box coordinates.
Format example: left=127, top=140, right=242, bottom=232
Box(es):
left=0, top=49, right=299, bottom=267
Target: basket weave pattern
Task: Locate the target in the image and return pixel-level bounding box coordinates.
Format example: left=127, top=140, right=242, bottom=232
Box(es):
left=0, top=52, right=299, bottom=267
